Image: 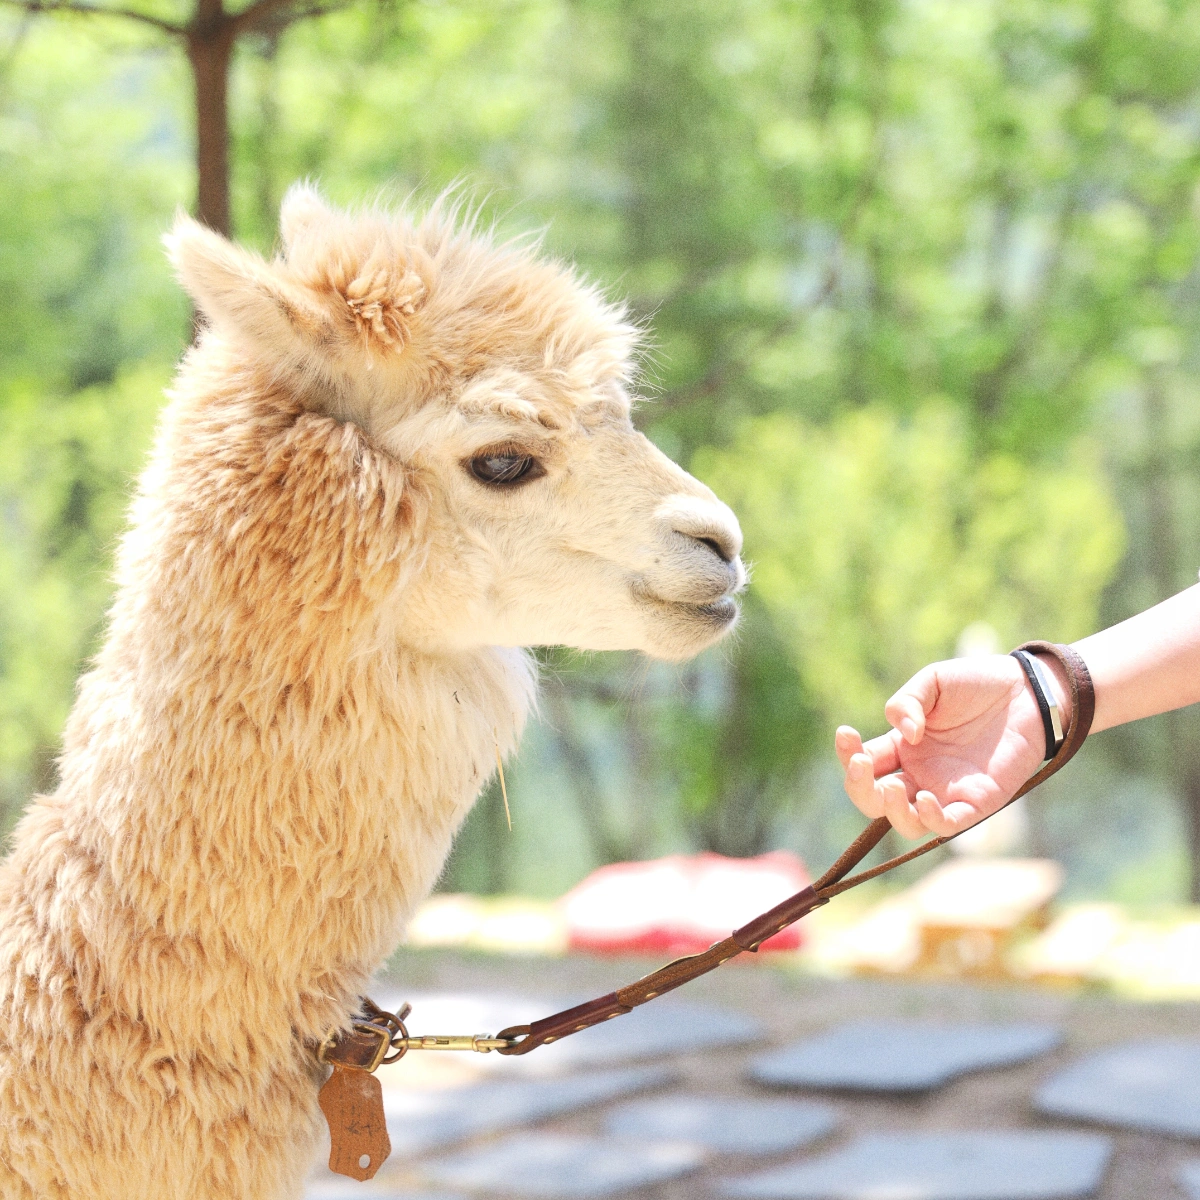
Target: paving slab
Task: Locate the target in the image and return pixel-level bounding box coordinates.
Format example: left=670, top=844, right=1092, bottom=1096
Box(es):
left=375, top=990, right=762, bottom=1073
left=605, top=1094, right=839, bottom=1156
left=1178, top=1160, right=1200, bottom=1199
left=307, top=1186, right=464, bottom=1200
left=1035, top=1039, right=1200, bottom=1137
left=422, top=1132, right=704, bottom=1197
left=749, top=1020, right=1061, bottom=1093
left=384, top=1065, right=674, bottom=1153
left=721, top=1131, right=1113, bottom=1199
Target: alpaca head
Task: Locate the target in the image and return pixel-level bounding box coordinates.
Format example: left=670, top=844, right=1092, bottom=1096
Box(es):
left=167, top=186, right=745, bottom=661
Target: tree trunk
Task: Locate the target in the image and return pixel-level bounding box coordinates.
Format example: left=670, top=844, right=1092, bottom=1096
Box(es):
left=1185, top=753, right=1200, bottom=904
left=1169, top=712, right=1200, bottom=903
left=187, top=12, right=234, bottom=236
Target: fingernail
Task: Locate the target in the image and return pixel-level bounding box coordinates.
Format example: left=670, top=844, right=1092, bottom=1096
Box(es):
left=900, top=718, right=917, bottom=743
left=848, top=758, right=864, bottom=779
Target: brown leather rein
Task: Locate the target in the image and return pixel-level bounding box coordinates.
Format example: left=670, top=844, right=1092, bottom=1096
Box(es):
left=317, top=640, right=1094, bottom=1179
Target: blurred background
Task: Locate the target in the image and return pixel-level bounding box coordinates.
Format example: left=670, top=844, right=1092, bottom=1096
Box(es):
left=6, top=0, right=1200, bottom=938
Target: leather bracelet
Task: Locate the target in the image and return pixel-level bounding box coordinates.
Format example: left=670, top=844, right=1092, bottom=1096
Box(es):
left=1013, top=640, right=1095, bottom=762
left=1011, top=649, right=1059, bottom=760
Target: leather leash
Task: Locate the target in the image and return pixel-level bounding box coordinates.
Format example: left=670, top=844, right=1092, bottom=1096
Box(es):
left=317, top=640, right=1094, bottom=1179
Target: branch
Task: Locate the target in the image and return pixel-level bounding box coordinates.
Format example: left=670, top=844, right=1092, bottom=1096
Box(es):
left=228, top=0, right=345, bottom=34
left=0, top=0, right=184, bottom=34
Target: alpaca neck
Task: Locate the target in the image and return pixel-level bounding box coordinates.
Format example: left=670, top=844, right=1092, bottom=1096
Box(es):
left=12, top=371, right=535, bottom=1050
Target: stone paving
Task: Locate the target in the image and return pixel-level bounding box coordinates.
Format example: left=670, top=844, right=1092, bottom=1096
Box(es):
left=385, top=1066, right=676, bottom=1155
left=748, top=1020, right=1062, bottom=1092
left=423, top=1134, right=705, bottom=1197
left=304, top=948, right=1200, bottom=1200
left=1178, top=1160, right=1200, bottom=1199
left=720, top=1131, right=1112, bottom=1199
left=1035, top=1040, right=1200, bottom=1138
left=604, top=1095, right=839, bottom=1157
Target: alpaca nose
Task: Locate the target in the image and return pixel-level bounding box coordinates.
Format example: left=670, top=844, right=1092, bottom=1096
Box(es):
left=669, top=502, right=743, bottom=566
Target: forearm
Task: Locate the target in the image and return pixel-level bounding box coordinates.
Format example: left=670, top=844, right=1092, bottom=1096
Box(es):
left=1064, top=583, right=1200, bottom=734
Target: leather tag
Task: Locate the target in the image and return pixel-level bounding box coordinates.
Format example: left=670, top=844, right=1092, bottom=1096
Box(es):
left=318, top=1063, right=392, bottom=1181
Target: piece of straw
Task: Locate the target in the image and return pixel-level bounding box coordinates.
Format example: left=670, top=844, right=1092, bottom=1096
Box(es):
left=494, top=732, right=512, bottom=832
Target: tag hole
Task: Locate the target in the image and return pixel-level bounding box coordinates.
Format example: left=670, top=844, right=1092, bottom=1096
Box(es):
left=358, top=1154, right=370, bottom=1170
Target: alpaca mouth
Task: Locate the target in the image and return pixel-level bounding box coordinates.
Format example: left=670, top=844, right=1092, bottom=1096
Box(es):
left=636, top=587, right=740, bottom=626
left=689, top=596, right=739, bottom=623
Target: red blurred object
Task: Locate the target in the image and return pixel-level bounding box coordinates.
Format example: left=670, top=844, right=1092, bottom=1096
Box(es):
left=561, top=851, right=813, bottom=956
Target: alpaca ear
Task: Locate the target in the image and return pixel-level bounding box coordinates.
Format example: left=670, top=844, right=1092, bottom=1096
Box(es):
left=333, top=238, right=429, bottom=353
left=279, top=185, right=430, bottom=354
left=279, top=182, right=335, bottom=255
left=164, top=213, right=337, bottom=359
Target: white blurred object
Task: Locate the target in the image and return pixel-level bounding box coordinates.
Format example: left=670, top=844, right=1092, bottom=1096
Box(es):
left=956, top=620, right=1001, bottom=657
left=1019, top=904, right=1127, bottom=982
left=950, top=797, right=1029, bottom=856
left=911, top=857, right=1063, bottom=930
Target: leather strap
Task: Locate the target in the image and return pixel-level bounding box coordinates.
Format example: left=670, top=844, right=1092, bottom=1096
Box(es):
left=494, top=641, right=1095, bottom=1055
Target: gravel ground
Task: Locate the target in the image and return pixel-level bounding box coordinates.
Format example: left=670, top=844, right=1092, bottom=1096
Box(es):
left=370, top=947, right=1200, bottom=1200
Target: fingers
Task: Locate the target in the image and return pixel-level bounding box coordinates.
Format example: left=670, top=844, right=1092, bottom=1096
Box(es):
left=914, top=792, right=984, bottom=838
left=840, top=724, right=907, bottom=824
left=836, top=724, right=903, bottom=776
left=843, top=754, right=927, bottom=838
left=884, top=664, right=941, bottom=745
left=834, top=726, right=863, bottom=769
left=844, top=753, right=885, bottom=818
left=879, top=773, right=926, bottom=839
left=843, top=765, right=967, bottom=840
left=861, top=729, right=902, bottom=777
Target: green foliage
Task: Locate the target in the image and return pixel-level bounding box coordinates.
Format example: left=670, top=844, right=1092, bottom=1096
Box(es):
left=0, top=366, right=168, bottom=824
left=0, top=17, right=190, bottom=388
left=5, top=0, right=1200, bottom=890
left=699, top=405, right=1126, bottom=733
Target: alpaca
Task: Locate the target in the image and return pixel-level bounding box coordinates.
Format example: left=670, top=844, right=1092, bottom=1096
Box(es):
left=0, top=187, right=745, bottom=1200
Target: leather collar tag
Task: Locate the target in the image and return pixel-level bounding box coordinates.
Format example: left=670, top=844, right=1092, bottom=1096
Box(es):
left=318, top=1064, right=391, bottom=1181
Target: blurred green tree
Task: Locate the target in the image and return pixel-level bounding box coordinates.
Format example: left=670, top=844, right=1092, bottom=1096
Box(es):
left=699, top=404, right=1125, bottom=735
left=2, top=0, right=356, bottom=235
left=10, top=0, right=1200, bottom=899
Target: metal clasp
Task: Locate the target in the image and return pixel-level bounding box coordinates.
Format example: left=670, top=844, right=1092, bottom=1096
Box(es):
left=319, top=1000, right=521, bottom=1072
left=397, top=1033, right=518, bottom=1053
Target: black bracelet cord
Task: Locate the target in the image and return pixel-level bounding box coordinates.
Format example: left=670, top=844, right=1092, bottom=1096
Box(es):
left=1011, top=649, right=1055, bottom=760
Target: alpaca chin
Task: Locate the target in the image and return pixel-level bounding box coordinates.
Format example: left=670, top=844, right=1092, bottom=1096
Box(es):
left=637, top=593, right=742, bottom=661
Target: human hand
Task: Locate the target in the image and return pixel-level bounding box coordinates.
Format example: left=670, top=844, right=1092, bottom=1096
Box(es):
left=834, top=654, right=1060, bottom=840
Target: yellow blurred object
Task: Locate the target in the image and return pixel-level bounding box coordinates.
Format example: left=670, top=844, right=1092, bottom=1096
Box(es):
left=808, top=858, right=1063, bottom=981
left=805, top=895, right=921, bottom=976
left=1019, top=904, right=1200, bottom=998
left=1016, top=903, right=1127, bottom=984
left=910, top=858, right=1062, bottom=979
left=405, top=894, right=567, bottom=956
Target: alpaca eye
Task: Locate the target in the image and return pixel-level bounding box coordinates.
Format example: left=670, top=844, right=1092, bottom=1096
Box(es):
left=467, top=451, right=543, bottom=486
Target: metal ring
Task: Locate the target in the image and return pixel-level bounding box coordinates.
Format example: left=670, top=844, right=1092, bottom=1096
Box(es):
left=381, top=1014, right=410, bottom=1065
